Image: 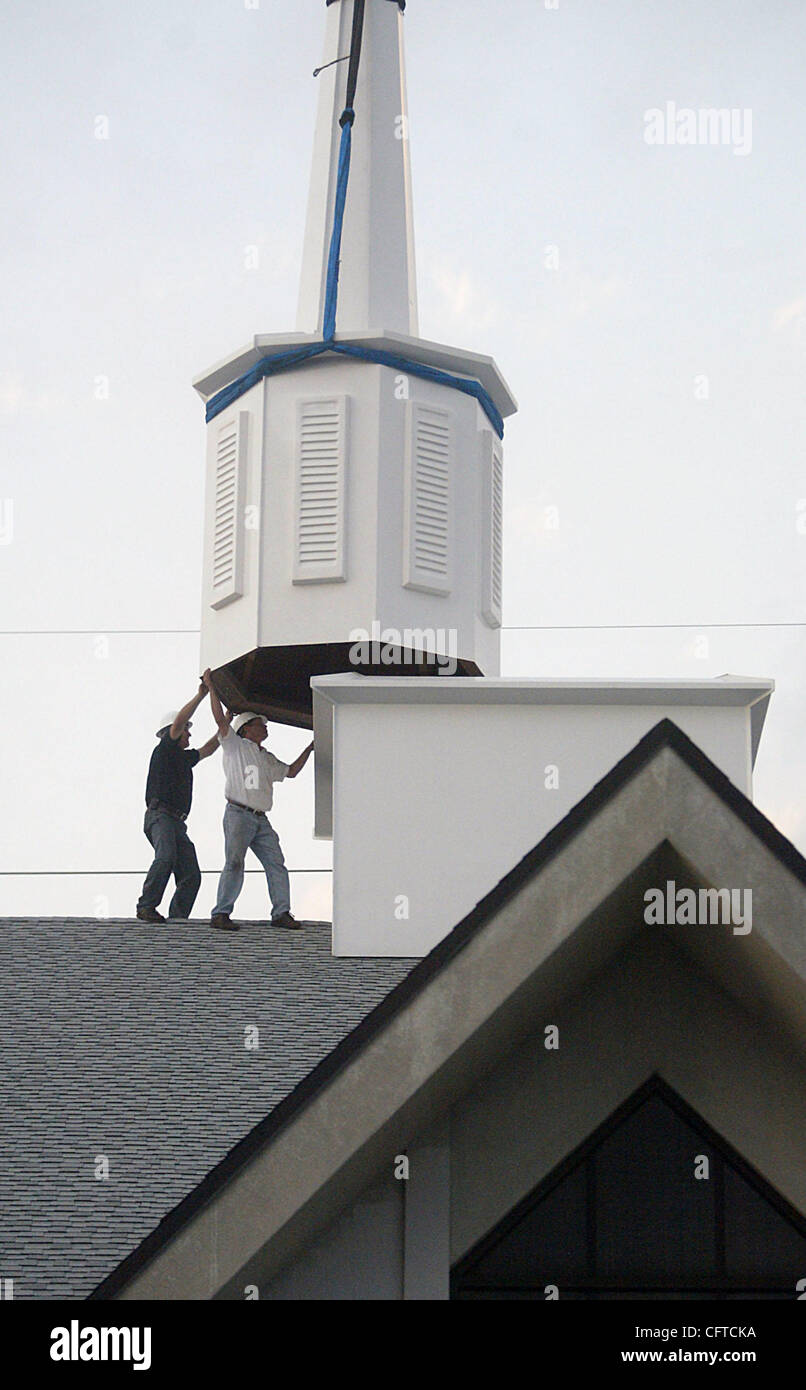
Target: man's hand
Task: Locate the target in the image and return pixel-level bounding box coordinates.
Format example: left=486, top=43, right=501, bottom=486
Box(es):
left=204, top=671, right=230, bottom=735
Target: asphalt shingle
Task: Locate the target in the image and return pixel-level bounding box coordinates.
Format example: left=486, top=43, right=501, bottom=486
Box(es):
left=0, top=919, right=415, bottom=1299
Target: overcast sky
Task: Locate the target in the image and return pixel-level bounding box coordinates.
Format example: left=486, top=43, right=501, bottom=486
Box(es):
left=1, top=0, right=804, bottom=921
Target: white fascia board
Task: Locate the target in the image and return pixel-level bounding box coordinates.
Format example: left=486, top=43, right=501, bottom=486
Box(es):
left=311, top=673, right=774, bottom=711
left=192, top=330, right=517, bottom=420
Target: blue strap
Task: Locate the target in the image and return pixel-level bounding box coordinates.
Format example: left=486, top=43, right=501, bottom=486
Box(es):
left=322, top=114, right=353, bottom=342
left=205, top=339, right=504, bottom=438
left=332, top=343, right=505, bottom=437
left=203, top=343, right=330, bottom=420
left=323, top=0, right=364, bottom=339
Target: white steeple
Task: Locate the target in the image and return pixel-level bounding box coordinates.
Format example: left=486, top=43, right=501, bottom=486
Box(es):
left=194, top=0, right=516, bottom=730
left=297, top=0, right=418, bottom=337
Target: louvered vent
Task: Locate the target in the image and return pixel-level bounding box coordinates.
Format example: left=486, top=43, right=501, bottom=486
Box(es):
left=293, top=396, right=349, bottom=583
left=481, top=430, right=503, bottom=627
left=403, top=403, right=453, bottom=595
left=209, top=412, right=247, bottom=610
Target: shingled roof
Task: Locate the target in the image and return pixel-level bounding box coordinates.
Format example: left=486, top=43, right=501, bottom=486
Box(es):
left=0, top=920, right=414, bottom=1299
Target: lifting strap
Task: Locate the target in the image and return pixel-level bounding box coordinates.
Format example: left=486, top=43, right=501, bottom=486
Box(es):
left=322, top=0, right=365, bottom=339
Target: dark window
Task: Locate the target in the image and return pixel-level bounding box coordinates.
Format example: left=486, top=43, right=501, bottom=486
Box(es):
left=452, top=1078, right=806, bottom=1300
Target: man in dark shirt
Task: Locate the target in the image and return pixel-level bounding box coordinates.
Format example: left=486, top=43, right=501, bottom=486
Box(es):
left=136, top=681, right=220, bottom=923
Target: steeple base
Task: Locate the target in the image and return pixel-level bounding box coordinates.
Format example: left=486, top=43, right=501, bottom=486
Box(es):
left=211, top=643, right=481, bottom=730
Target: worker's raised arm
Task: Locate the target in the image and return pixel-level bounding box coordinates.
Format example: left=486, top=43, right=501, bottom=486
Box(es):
left=170, top=682, right=208, bottom=739
left=202, top=669, right=232, bottom=736
left=287, top=740, right=314, bottom=779
left=196, top=733, right=221, bottom=761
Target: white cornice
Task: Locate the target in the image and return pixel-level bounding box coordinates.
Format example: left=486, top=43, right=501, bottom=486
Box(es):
left=192, top=329, right=518, bottom=419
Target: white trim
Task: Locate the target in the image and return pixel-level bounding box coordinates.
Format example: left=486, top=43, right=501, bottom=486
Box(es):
left=312, top=673, right=775, bottom=708
left=192, top=329, right=518, bottom=420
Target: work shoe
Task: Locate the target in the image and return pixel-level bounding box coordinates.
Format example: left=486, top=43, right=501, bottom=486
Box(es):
left=210, top=914, right=239, bottom=932
left=272, top=912, right=302, bottom=931
left=136, top=906, right=166, bottom=923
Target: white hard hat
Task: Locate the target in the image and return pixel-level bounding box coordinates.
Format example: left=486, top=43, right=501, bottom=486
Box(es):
left=156, top=711, right=193, bottom=736
left=232, top=711, right=267, bottom=734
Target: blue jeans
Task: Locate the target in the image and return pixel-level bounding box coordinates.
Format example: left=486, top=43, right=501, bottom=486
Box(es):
left=213, top=803, right=291, bottom=919
left=138, top=809, right=201, bottom=919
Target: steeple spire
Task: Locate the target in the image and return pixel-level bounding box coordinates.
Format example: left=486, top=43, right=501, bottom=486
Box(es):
left=297, top=0, right=418, bottom=337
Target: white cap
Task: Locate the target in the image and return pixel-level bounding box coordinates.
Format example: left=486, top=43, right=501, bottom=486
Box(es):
left=232, top=712, right=268, bottom=734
